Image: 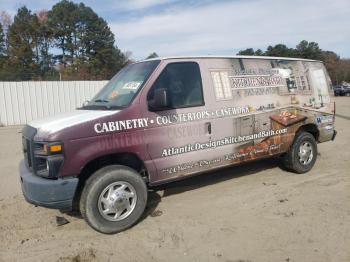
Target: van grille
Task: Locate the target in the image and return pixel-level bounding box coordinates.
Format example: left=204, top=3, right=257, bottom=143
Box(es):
left=22, top=125, right=37, bottom=171
left=22, top=137, right=32, bottom=168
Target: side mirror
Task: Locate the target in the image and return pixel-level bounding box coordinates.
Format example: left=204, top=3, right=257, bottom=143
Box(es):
left=149, top=88, right=169, bottom=110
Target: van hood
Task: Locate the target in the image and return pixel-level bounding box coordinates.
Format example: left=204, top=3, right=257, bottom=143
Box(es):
left=29, top=110, right=118, bottom=138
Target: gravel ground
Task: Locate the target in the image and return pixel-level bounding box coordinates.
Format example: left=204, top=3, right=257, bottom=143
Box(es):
left=0, top=97, right=349, bottom=262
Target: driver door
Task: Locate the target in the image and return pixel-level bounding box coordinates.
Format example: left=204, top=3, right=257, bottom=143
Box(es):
left=140, top=61, right=212, bottom=184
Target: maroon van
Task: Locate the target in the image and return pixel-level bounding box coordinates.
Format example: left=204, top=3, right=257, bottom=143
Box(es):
left=19, top=56, right=336, bottom=233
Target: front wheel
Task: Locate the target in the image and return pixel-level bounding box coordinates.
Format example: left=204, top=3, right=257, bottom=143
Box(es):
left=80, top=165, right=147, bottom=234
left=282, top=132, right=317, bottom=174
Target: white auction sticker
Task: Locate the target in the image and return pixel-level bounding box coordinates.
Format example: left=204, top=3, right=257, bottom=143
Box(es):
left=122, top=82, right=141, bottom=90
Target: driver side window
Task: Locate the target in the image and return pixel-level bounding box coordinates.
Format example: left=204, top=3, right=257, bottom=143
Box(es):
left=148, top=62, right=204, bottom=109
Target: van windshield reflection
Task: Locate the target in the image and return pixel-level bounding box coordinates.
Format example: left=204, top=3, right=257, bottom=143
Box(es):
left=82, top=60, right=160, bottom=110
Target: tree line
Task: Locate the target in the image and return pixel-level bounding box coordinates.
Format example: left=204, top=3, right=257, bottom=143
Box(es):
left=237, top=41, right=350, bottom=85
left=0, top=0, right=348, bottom=84
left=0, top=0, right=128, bottom=81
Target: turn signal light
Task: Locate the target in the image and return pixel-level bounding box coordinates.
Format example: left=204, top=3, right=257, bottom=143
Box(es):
left=50, top=144, right=62, bottom=153
left=43, top=144, right=62, bottom=154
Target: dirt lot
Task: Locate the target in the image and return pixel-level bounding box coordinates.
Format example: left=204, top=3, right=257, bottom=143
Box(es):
left=0, top=98, right=349, bottom=262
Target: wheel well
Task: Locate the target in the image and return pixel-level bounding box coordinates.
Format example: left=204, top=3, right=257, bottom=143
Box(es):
left=72, top=153, right=147, bottom=210
left=297, top=124, right=319, bottom=141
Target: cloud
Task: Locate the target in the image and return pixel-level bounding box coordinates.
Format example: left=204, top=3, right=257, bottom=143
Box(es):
left=110, top=0, right=350, bottom=59
left=2, top=0, right=349, bottom=58
left=0, top=0, right=57, bottom=16
left=112, top=0, right=178, bottom=11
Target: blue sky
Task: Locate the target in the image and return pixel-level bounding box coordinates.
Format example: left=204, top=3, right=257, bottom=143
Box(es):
left=1, top=0, right=350, bottom=59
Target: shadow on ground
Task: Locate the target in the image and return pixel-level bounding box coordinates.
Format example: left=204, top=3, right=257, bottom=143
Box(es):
left=155, top=156, right=282, bottom=197
left=62, top=157, right=282, bottom=221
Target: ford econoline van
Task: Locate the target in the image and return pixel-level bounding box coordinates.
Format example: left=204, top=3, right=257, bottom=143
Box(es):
left=19, top=56, right=337, bottom=233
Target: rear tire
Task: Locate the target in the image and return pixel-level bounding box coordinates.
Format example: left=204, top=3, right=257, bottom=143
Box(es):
left=80, top=165, right=147, bottom=234
left=282, top=132, right=317, bottom=174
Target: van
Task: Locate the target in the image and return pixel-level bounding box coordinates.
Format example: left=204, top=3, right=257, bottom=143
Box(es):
left=19, top=56, right=337, bottom=234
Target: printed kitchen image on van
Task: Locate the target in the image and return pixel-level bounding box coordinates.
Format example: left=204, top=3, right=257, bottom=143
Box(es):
left=90, top=57, right=335, bottom=183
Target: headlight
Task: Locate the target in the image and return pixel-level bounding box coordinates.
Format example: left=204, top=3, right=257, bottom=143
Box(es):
left=33, top=142, right=64, bottom=178
left=35, top=142, right=63, bottom=155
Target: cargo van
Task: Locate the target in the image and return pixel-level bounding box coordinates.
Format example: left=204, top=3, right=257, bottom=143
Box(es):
left=19, top=56, right=337, bottom=233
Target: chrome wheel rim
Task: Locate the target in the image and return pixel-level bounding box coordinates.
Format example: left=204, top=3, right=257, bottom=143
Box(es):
left=98, top=181, right=137, bottom=221
left=298, top=141, right=313, bottom=165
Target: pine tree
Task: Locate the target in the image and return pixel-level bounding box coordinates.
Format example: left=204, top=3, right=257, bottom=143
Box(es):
left=36, top=10, right=56, bottom=79
left=296, top=40, right=323, bottom=60
left=146, top=52, right=159, bottom=59
left=48, top=0, right=126, bottom=80
left=7, top=6, right=38, bottom=80
left=264, top=44, right=296, bottom=57
left=78, top=3, right=126, bottom=79
left=47, top=0, right=79, bottom=67
left=237, top=48, right=255, bottom=55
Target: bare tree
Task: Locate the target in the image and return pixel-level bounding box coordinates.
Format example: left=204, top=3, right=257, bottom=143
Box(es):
left=0, top=11, right=12, bottom=31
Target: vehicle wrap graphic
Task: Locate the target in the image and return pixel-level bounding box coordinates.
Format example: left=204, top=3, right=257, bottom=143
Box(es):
left=24, top=57, right=335, bottom=185
left=161, top=128, right=287, bottom=157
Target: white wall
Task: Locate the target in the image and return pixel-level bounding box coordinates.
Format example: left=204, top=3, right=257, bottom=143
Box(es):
left=0, top=81, right=108, bottom=126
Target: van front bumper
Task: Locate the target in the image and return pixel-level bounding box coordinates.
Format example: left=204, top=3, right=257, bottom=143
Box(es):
left=19, top=160, right=78, bottom=210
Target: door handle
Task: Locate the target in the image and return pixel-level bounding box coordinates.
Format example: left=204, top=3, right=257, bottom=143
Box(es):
left=206, top=122, right=212, bottom=135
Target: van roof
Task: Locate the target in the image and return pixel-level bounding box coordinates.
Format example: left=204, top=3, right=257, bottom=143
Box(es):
left=143, top=55, right=320, bottom=63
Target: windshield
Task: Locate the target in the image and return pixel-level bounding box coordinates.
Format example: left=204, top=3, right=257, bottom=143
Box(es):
left=84, top=60, right=160, bottom=109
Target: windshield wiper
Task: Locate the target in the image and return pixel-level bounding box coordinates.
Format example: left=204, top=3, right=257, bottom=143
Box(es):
left=84, top=99, right=112, bottom=109
left=79, top=99, right=126, bottom=110
left=80, top=104, right=112, bottom=110
left=94, top=99, right=109, bottom=103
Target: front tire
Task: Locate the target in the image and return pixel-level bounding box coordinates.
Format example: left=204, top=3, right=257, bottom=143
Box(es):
left=282, top=132, right=317, bottom=174
left=80, top=165, right=147, bottom=234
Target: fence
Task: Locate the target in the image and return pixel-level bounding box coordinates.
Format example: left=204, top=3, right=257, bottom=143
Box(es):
left=0, top=81, right=108, bottom=126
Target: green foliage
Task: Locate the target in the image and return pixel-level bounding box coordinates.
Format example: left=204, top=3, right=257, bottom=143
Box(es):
left=237, top=48, right=255, bottom=55
left=254, top=49, right=263, bottom=56
left=47, top=1, right=127, bottom=80
left=48, top=0, right=80, bottom=65
left=146, top=52, right=159, bottom=59
left=236, top=40, right=349, bottom=84
left=0, top=0, right=127, bottom=81
left=265, top=44, right=296, bottom=57
left=36, top=10, right=55, bottom=79
left=237, top=48, right=265, bottom=56
left=295, top=40, right=322, bottom=60
left=237, top=40, right=325, bottom=59
left=6, top=6, right=38, bottom=80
